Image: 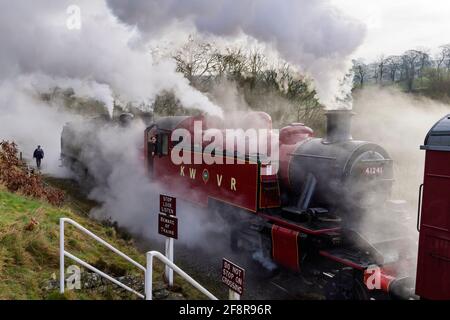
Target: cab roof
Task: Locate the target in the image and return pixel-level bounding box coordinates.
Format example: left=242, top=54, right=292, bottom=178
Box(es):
left=422, top=114, right=450, bottom=151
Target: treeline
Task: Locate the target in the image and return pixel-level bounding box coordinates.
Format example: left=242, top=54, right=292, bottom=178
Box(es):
left=153, top=37, right=324, bottom=130
left=352, top=44, right=450, bottom=101
left=35, top=38, right=328, bottom=131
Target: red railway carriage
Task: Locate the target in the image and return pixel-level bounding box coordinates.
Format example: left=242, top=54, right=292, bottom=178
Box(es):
left=416, top=114, right=450, bottom=300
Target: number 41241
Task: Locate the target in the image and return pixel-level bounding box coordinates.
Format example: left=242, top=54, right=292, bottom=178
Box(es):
left=365, top=167, right=383, bottom=175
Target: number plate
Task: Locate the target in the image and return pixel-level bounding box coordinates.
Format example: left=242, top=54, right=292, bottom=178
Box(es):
left=363, top=167, right=384, bottom=176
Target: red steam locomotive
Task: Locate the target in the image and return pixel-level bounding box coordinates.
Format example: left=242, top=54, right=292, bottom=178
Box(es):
left=143, top=110, right=418, bottom=299
left=61, top=110, right=450, bottom=299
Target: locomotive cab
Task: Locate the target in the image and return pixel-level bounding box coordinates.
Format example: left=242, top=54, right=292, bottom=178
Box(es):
left=145, top=125, right=171, bottom=175
left=144, top=116, right=190, bottom=175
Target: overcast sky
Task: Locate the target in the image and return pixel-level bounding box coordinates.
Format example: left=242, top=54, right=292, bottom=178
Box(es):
left=331, top=0, right=450, bottom=60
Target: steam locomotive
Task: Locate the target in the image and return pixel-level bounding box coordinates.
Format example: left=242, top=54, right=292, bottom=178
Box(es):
left=61, top=109, right=434, bottom=299
left=142, top=110, right=417, bottom=300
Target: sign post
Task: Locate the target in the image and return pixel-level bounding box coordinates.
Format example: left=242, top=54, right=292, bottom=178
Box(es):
left=159, top=194, right=177, bottom=287
left=221, top=258, right=245, bottom=300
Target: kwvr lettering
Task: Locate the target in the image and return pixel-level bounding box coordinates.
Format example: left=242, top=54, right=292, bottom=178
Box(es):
left=189, top=168, right=196, bottom=179
left=179, top=167, right=237, bottom=192
left=231, top=177, right=237, bottom=191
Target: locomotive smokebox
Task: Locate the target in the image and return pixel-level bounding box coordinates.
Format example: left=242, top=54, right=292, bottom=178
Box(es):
left=323, top=110, right=354, bottom=144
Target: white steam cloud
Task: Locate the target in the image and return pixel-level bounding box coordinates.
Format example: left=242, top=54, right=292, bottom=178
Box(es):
left=0, top=76, right=77, bottom=176
left=0, top=0, right=223, bottom=176
left=352, top=88, right=450, bottom=205
left=63, top=120, right=230, bottom=251
left=0, top=0, right=222, bottom=117
left=107, top=0, right=366, bottom=109
left=352, top=88, right=450, bottom=276
left=0, top=0, right=226, bottom=250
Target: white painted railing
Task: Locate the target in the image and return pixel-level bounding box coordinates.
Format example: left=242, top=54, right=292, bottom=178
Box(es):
left=59, top=218, right=217, bottom=300
left=145, top=250, right=218, bottom=300
left=60, top=218, right=146, bottom=299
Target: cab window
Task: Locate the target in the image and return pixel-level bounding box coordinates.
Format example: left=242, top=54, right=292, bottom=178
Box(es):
left=160, top=133, right=169, bottom=156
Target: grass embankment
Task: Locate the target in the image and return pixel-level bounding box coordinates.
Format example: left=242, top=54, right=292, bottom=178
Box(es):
left=44, top=177, right=209, bottom=300
left=0, top=185, right=156, bottom=299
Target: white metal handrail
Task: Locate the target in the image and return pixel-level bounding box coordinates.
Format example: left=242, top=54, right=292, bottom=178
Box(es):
left=146, top=251, right=218, bottom=300
left=60, top=218, right=218, bottom=300
left=60, top=218, right=146, bottom=299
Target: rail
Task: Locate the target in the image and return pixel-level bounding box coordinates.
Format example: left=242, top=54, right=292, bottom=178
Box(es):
left=60, top=218, right=146, bottom=299
left=60, top=218, right=217, bottom=300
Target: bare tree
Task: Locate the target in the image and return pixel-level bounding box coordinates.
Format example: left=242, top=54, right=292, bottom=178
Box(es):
left=214, top=47, right=248, bottom=80
left=385, top=56, right=402, bottom=83
left=402, top=50, right=423, bottom=91
left=171, top=37, right=323, bottom=128
left=246, top=50, right=267, bottom=89
left=248, top=50, right=267, bottom=77
left=375, top=55, right=387, bottom=85
left=435, top=44, right=450, bottom=78
left=352, top=59, right=369, bottom=88
left=261, top=67, right=279, bottom=91
left=416, top=48, right=431, bottom=85
left=173, top=36, right=219, bottom=85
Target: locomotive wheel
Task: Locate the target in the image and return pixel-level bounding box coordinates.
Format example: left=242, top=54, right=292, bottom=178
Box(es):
left=324, top=268, right=370, bottom=300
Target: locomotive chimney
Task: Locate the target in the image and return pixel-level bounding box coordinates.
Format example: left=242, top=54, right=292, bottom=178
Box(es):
left=323, top=110, right=354, bottom=144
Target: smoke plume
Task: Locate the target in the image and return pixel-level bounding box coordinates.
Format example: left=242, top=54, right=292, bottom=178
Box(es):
left=0, top=77, right=80, bottom=176
left=107, top=0, right=366, bottom=109
left=0, top=0, right=224, bottom=177
left=0, top=0, right=226, bottom=249
left=0, top=0, right=222, bottom=117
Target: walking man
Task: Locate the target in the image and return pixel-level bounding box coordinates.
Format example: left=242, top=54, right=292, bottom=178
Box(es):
left=33, top=145, right=44, bottom=170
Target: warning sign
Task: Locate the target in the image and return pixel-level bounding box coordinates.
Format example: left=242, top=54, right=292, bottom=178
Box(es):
left=158, top=214, right=178, bottom=239
left=160, top=194, right=176, bottom=216
left=221, top=258, right=245, bottom=295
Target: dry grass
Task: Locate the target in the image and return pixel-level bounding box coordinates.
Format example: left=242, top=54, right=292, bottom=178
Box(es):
left=0, top=141, right=64, bottom=206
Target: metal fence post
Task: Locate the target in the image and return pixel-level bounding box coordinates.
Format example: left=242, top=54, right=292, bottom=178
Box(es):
left=169, top=237, right=174, bottom=286
left=145, top=252, right=153, bottom=300
left=165, top=238, right=169, bottom=283
left=164, top=237, right=174, bottom=286
left=60, top=218, right=65, bottom=294
left=229, top=290, right=241, bottom=300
